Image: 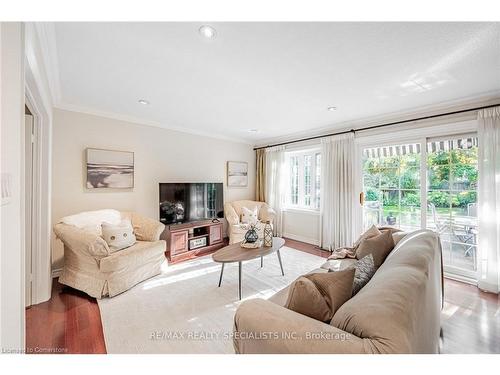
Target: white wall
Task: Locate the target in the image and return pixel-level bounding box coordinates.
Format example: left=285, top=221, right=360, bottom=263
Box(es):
left=0, top=22, right=25, bottom=352
left=282, top=210, right=320, bottom=245
left=51, top=108, right=255, bottom=270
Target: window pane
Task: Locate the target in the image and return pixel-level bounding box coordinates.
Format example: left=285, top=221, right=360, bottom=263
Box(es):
left=304, top=155, right=312, bottom=207
left=451, top=163, right=478, bottom=190
left=380, top=168, right=399, bottom=188
left=428, top=165, right=450, bottom=190
left=399, top=167, right=420, bottom=189
left=290, top=156, right=299, bottom=205
left=315, top=153, right=321, bottom=209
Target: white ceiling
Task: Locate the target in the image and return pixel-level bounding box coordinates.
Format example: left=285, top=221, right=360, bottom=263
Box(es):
left=51, top=22, right=500, bottom=144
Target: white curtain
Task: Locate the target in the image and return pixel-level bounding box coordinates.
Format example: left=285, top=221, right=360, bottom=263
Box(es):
left=265, top=146, right=286, bottom=236
left=319, top=133, right=355, bottom=250
left=477, top=106, right=500, bottom=293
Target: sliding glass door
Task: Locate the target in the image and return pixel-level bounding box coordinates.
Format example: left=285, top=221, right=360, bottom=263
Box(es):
left=426, top=136, right=478, bottom=278
left=361, top=134, right=478, bottom=280
left=362, top=143, right=421, bottom=232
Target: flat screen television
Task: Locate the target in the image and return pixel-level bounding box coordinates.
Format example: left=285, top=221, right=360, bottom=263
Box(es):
left=159, top=183, right=224, bottom=225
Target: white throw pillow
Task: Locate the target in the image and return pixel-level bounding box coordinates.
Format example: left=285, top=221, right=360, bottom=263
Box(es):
left=101, top=219, right=136, bottom=252
left=241, top=207, right=258, bottom=225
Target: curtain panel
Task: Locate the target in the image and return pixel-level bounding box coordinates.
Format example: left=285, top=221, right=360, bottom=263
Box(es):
left=477, top=106, right=500, bottom=293
left=265, top=146, right=286, bottom=236
left=255, top=148, right=266, bottom=202
left=319, top=133, right=355, bottom=250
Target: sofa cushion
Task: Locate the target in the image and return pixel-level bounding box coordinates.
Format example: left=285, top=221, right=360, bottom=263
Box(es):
left=355, top=229, right=395, bottom=267
left=101, top=219, right=136, bottom=252
left=99, top=240, right=166, bottom=273
left=284, top=269, right=355, bottom=322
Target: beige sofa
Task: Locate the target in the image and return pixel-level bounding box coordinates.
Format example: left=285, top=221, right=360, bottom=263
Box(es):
left=54, top=211, right=166, bottom=299
left=224, top=200, right=276, bottom=244
left=233, top=229, right=443, bottom=354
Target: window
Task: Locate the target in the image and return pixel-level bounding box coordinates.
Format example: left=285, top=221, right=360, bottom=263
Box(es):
left=286, top=149, right=321, bottom=210
left=315, top=153, right=321, bottom=209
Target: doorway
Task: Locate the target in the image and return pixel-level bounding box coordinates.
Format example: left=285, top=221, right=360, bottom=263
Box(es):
left=24, top=105, right=37, bottom=307
left=361, top=133, right=479, bottom=281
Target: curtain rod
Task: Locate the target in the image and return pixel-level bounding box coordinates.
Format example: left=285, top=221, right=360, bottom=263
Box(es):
left=253, top=103, right=499, bottom=151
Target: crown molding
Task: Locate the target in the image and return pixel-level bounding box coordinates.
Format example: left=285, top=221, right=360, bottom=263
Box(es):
left=254, top=91, right=500, bottom=148
left=54, top=102, right=253, bottom=145
left=32, top=22, right=62, bottom=106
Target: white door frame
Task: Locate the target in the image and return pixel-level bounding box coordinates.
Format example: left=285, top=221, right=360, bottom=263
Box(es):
left=25, top=70, right=52, bottom=304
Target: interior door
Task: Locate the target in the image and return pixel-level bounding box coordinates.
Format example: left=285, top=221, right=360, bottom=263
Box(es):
left=25, top=113, right=34, bottom=307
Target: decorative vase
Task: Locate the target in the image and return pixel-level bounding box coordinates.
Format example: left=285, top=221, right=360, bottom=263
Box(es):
left=244, top=226, right=259, bottom=243
left=263, top=221, right=273, bottom=247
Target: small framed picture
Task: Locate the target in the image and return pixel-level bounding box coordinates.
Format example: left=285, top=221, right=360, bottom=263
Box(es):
left=86, top=148, right=134, bottom=189
left=227, top=161, right=248, bottom=187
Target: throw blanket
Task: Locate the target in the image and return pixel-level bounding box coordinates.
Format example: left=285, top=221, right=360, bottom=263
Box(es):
left=328, top=226, right=403, bottom=260
left=328, top=246, right=357, bottom=259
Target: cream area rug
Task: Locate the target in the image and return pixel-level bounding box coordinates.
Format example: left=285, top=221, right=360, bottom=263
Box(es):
left=97, top=246, right=325, bottom=354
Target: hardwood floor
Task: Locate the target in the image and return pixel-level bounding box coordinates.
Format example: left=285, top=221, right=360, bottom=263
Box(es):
left=25, top=238, right=499, bottom=354
left=25, top=281, right=106, bottom=354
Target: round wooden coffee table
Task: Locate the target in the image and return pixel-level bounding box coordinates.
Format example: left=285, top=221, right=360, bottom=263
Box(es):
left=212, top=237, right=285, bottom=300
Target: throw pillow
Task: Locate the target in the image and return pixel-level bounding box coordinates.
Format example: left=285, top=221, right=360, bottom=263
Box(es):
left=355, top=229, right=395, bottom=267
left=241, top=207, right=258, bottom=225
left=101, top=219, right=136, bottom=252
left=327, top=225, right=381, bottom=260
left=353, top=225, right=382, bottom=248
left=346, top=254, right=377, bottom=296
left=284, top=269, right=355, bottom=322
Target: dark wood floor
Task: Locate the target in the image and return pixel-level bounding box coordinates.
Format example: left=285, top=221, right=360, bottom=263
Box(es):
left=25, top=238, right=499, bottom=354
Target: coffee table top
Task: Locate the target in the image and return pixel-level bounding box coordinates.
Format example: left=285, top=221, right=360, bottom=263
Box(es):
left=212, top=237, right=285, bottom=263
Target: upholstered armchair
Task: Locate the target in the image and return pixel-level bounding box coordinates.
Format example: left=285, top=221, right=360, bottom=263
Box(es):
left=224, top=200, right=276, bottom=244
left=53, top=210, right=166, bottom=299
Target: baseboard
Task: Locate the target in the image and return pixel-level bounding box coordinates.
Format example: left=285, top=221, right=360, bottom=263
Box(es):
left=283, top=233, right=319, bottom=246
left=51, top=268, right=62, bottom=278
left=443, top=272, right=477, bottom=286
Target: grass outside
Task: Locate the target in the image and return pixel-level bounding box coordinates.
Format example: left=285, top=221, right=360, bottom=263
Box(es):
left=365, top=204, right=471, bottom=228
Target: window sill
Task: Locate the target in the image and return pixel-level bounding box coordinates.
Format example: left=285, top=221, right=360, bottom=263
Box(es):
left=283, top=207, right=320, bottom=215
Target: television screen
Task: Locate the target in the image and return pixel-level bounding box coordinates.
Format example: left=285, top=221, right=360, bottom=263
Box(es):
left=159, top=183, right=224, bottom=225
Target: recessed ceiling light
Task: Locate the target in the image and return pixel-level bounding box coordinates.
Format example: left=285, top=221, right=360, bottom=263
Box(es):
left=199, top=25, right=217, bottom=39
left=327, top=106, right=337, bottom=111
left=138, top=99, right=150, bottom=105
left=247, top=129, right=259, bottom=133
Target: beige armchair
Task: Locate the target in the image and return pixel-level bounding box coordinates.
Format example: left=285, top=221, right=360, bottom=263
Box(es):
left=53, top=211, right=166, bottom=299
left=224, top=200, right=276, bottom=244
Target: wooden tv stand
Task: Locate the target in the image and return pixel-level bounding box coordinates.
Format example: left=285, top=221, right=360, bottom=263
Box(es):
left=161, top=220, right=227, bottom=262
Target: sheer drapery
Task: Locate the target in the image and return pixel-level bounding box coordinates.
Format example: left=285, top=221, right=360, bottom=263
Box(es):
left=265, top=146, right=286, bottom=236
left=255, top=148, right=266, bottom=202
left=477, top=106, right=500, bottom=293
left=319, top=133, right=355, bottom=250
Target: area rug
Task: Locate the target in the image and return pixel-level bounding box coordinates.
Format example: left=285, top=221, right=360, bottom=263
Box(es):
left=97, top=246, right=325, bottom=353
